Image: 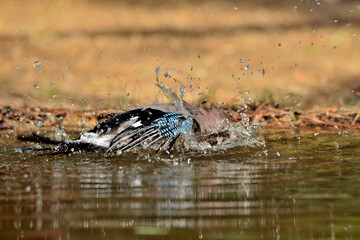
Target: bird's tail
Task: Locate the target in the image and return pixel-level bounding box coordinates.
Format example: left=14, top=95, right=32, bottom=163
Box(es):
left=17, top=133, right=100, bottom=155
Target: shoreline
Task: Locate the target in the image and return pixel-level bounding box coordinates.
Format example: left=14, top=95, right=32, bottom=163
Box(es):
left=1, top=104, right=359, bottom=132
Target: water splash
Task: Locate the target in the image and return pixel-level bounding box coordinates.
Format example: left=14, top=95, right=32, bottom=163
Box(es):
left=176, top=120, right=265, bottom=154
left=154, top=66, right=265, bottom=152
left=52, top=126, right=70, bottom=142
left=155, top=66, right=186, bottom=100
left=34, top=61, right=40, bottom=70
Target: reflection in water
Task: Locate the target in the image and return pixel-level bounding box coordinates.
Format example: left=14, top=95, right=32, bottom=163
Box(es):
left=0, top=131, right=360, bottom=239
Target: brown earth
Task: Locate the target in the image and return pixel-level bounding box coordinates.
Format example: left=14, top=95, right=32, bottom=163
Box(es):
left=0, top=0, right=360, bottom=112
left=1, top=104, right=359, bottom=133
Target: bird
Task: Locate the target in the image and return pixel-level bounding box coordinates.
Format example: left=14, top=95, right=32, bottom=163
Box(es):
left=17, top=99, right=237, bottom=155
left=18, top=68, right=246, bottom=155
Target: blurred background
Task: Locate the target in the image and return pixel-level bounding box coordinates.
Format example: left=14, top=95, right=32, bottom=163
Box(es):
left=0, top=0, right=360, bottom=110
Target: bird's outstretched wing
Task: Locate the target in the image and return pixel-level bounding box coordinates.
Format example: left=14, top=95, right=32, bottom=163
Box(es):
left=16, top=108, right=194, bottom=155
left=106, top=111, right=193, bottom=155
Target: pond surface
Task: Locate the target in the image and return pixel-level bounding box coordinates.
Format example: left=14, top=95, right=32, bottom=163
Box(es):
left=0, top=130, right=360, bottom=240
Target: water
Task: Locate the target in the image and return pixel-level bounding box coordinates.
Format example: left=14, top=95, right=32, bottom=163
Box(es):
left=33, top=61, right=40, bottom=70
left=1, top=130, right=360, bottom=239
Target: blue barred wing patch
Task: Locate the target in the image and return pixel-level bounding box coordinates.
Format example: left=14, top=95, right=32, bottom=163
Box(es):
left=153, top=112, right=192, bottom=137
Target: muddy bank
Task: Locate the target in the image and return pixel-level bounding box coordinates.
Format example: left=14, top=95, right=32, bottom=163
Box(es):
left=1, top=104, right=359, bottom=132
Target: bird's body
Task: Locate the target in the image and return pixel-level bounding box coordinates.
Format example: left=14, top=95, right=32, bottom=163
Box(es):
left=80, top=101, right=234, bottom=154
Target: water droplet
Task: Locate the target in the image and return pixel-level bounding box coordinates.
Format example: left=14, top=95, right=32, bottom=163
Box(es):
left=34, top=61, right=40, bottom=70
left=244, top=65, right=250, bottom=70
left=164, top=72, right=171, bottom=78
left=197, top=55, right=201, bottom=59
left=33, top=84, right=39, bottom=90
left=179, top=84, right=186, bottom=99
left=233, top=7, right=238, bottom=10
left=334, top=19, right=339, bottom=23
left=240, top=59, right=244, bottom=64
left=83, top=98, right=88, bottom=103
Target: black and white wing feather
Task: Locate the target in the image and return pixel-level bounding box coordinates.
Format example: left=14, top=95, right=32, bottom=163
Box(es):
left=106, top=111, right=193, bottom=154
